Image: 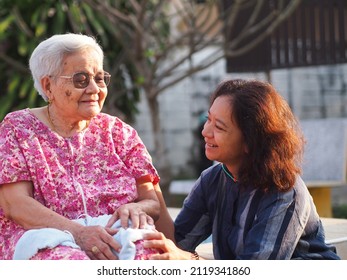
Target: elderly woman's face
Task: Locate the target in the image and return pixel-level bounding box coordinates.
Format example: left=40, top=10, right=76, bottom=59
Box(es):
left=49, top=49, right=107, bottom=120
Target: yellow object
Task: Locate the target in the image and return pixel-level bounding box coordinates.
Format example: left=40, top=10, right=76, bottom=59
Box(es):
left=308, top=187, right=332, bottom=218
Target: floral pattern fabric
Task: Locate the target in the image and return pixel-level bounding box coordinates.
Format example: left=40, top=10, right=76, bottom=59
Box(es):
left=0, top=109, right=159, bottom=260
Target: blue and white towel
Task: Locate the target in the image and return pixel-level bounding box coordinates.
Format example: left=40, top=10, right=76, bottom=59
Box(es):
left=13, top=214, right=155, bottom=260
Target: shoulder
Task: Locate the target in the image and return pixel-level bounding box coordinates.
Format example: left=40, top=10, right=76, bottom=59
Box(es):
left=191, top=164, right=224, bottom=194
left=92, top=113, right=135, bottom=131
left=198, top=163, right=227, bottom=189
left=200, top=163, right=223, bottom=179
left=291, top=176, right=312, bottom=206
left=0, top=109, right=33, bottom=132
left=91, top=113, right=141, bottom=145
left=258, top=176, right=309, bottom=212
left=92, top=112, right=119, bottom=126
left=0, top=109, right=36, bottom=149
left=1, top=109, right=30, bottom=122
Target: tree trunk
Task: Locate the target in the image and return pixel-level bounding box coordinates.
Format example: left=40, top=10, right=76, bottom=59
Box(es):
left=146, top=90, right=172, bottom=200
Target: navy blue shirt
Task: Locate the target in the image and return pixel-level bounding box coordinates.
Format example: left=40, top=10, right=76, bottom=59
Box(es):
left=174, top=164, right=340, bottom=259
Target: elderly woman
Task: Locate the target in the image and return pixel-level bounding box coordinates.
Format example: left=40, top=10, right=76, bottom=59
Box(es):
left=0, top=33, right=161, bottom=260
left=145, top=79, right=340, bottom=260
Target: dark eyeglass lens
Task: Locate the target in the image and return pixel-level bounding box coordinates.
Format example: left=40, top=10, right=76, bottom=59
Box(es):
left=72, top=72, right=110, bottom=88
left=73, top=73, right=89, bottom=88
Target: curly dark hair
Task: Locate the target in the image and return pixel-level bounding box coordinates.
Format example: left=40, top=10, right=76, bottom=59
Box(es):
left=210, top=79, right=305, bottom=192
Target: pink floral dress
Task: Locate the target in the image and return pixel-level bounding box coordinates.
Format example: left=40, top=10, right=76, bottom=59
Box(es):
left=0, top=109, right=160, bottom=260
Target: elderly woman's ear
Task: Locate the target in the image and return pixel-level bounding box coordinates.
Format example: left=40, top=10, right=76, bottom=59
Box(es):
left=40, top=76, right=52, bottom=100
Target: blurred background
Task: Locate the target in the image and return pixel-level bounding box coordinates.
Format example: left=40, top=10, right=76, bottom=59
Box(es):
left=1, top=0, right=347, bottom=218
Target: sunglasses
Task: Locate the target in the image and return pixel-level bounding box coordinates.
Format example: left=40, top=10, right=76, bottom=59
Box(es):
left=59, top=71, right=111, bottom=89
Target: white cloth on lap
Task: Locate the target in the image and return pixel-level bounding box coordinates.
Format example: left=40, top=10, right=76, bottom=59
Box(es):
left=13, top=214, right=155, bottom=260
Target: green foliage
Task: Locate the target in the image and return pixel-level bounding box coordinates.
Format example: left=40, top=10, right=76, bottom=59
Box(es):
left=333, top=204, right=347, bottom=219
left=0, top=0, right=140, bottom=122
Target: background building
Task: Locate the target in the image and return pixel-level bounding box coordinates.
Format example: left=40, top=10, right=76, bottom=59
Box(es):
left=133, top=0, right=347, bottom=211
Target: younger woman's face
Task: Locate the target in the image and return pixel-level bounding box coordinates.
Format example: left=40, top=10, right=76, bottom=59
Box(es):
left=202, top=96, right=248, bottom=172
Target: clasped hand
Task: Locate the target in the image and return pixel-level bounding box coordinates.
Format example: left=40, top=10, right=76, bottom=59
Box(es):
left=76, top=203, right=153, bottom=260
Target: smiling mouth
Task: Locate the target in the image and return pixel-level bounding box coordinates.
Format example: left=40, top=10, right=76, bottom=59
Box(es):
left=206, top=143, right=218, bottom=148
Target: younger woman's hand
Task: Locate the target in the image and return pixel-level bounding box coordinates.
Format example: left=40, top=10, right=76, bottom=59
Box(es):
left=143, top=232, right=192, bottom=260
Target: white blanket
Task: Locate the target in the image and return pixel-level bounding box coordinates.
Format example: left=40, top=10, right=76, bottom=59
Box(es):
left=13, top=214, right=155, bottom=260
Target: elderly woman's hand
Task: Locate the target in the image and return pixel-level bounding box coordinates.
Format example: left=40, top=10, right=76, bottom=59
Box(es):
left=106, top=202, right=154, bottom=229
left=74, top=225, right=121, bottom=260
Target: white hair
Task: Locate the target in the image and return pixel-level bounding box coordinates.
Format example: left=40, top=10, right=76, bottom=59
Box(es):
left=29, top=33, right=104, bottom=101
